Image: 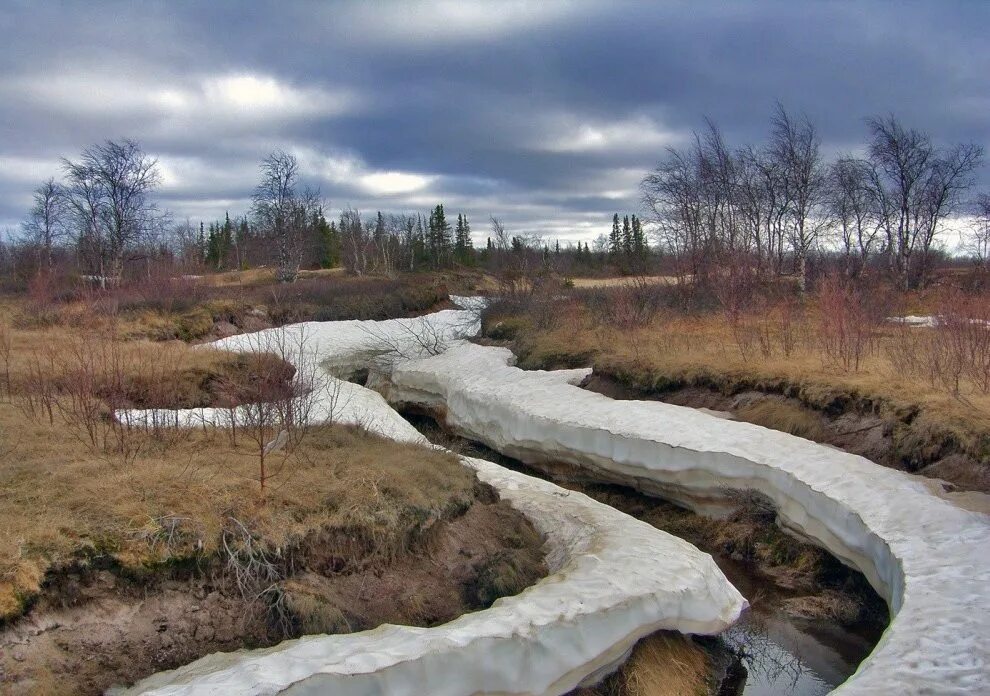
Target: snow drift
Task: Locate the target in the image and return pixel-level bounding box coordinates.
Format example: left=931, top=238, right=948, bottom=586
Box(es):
left=118, top=308, right=745, bottom=695
left=385, top=341, right=990, bottom=695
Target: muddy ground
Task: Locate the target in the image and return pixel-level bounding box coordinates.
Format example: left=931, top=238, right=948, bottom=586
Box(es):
left=0, top=493, right=546, bottom=696
left=582, top=373, right=990, bottom=494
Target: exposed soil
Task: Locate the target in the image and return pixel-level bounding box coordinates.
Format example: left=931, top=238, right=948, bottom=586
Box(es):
left=403, top=413, right=888, bottom=696
left=0, top=490, right=546, bottom=695
left=581, top=373, right=990, bottom=494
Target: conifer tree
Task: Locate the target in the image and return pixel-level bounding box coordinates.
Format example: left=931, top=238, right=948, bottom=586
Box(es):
left=205, top=221, right=220, bottom=270
left=609, top=213, right=621, bottom=256
left=462, top=215, right=473, bottom=258
left=220, top=212, right=233, bottom=269
left=622, top=215, right=633, bottom=256
left=453, top=213, right=475, bottom=264
left=315, top=209, right=339, bottom=268
left=197, top=221, right=207, bottom=264
left=631, top=215, right=647, bottom=259
left=428, top=204, right=452, bottom=268
left=235, top=218, right=249, bottom=269
left=413, top=213, right=428, bottom=268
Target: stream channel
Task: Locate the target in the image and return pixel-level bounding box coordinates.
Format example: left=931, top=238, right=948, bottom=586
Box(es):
left=401, top=411, right=886, bottom=696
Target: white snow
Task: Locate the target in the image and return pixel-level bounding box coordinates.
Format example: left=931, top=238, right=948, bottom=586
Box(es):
left=386, top=341, right=990, bottom=695
left=887, top=314, right=937, bottom=327
left=117, top=307, right=745, bottom=696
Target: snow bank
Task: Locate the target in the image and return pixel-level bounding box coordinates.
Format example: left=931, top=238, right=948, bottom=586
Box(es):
left=119, top=309, right=745, bottom=695
left=386, top=342, right=990, bottom=694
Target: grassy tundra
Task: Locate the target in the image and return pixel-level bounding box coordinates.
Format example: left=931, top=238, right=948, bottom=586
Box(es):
left=0, top=271, right=544, bottom=695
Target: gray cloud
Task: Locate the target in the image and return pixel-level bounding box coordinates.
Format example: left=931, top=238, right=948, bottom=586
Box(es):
left=1, top=0, right=987, bottom=244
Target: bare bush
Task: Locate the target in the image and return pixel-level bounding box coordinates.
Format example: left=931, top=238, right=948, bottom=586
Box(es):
left=886, top=288, right=990, bottom=398
left=818, top=276, right=888, bottom=371
left=816, top=275, right=888, bottom=371
left=0, top=324, right=11, bottom=400
left=929, top=290, right=990, bottom=396
left=217, top=327, right=345, bottom=496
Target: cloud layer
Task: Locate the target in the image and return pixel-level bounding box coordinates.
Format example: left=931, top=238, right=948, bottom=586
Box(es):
left=1, top=0, right=987, bottom=244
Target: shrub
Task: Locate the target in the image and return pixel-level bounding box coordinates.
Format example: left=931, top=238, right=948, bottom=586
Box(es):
left=816, top=274, right=890, bottom=371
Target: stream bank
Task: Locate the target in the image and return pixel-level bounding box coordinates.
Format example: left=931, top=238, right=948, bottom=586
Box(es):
left=402, top=412, right=887, bottom=696
left=0, top=485, right=545, bottom=695
left=574, top=368, right=990, bottom=494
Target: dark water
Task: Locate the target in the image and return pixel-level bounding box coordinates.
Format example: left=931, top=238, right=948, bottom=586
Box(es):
left=401, top=412, right=885, bottom=695
left=714, top=555, right=880, bottom=695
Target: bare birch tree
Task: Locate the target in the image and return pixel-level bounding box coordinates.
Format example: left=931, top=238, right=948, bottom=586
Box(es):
left=865, top=115, right=983, bottom=288
left=62, top=139, right=162, bottom=284
left=22, top=178, right=68, bottom=269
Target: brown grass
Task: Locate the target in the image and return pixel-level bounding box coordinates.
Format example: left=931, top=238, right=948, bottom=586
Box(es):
left=0, top=307, right=478, bottom=619
left=0, top=404, right=477, bottom=621
left=496, top=294, right=990, bottom=482
left=619, top=633, right=710, bottom=696
left=577, top=632, right=711, bottom=696
left=4, top=270, right=452, bottom=343
left=735, top=399, right=828, bottom=441
left=569, top=275, right=680, bottom=289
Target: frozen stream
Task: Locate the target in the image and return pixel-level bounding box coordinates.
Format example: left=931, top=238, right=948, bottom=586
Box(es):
left=401, top=415, right=883, bottom=696
left=121, top=298, right=990, bottom=694
left=383, top=323, right=990, bottom=694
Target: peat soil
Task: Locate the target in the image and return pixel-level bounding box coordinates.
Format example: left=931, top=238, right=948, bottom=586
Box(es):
left=402, top=412, right=887, bottom=696
left=582, top=372, right=990, bottom=494
left=0, top=491, right=546, bottom=696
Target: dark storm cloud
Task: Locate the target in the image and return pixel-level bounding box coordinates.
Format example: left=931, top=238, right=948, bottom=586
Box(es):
left=1, top=0, right=987, bottom=242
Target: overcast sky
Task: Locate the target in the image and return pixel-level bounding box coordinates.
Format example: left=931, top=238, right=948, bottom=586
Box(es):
left=1, top=0, right=988, bottom=244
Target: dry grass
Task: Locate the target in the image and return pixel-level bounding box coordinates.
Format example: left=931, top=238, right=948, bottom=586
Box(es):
left=501, top=297, right=990, bottom=478
left=4, top=270, right=452, bottom=343
left=202, top=267, right=347, bottom=287
left=620, top=633, right=710, bottom=696
left=577, top=632, right=711, bottom=696
left=568, top=275, right=680, bottom=289
left=0, top=406, right=474, bottom=620
left=735, top=399, right=828, bottom=441
left=0, top=313, right=477, bottom=622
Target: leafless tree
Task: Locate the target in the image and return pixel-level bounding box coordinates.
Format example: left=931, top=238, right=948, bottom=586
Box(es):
left=340, top=207, right=369, bottom=275
left=490, top=216, right=511, bottom=251
left=968, top=193, right=990, bottom=270
left=61, top=139, right=162, bottom=285
left=865, top=115, right=983, bottom=288
left=769, top=104, right=829, bottom=291
left=22, top=178, right=68, bottom=269
left=169, top=218, right=204, bottom=271
left=252, top=149, right=323, bottom=283
left=829, top=157, right=882, bottom=277
left=219, top=326, right=345, bottom=497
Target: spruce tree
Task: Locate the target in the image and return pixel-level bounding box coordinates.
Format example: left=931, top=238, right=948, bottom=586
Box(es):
left=453, top=213, right=474, bottom=264
left=429, top=204, right=452, bottom=267
left=622, top=215, right=633, bottom=256
left=197, top=221, right=207, bottom=265
left=631, top=215, right=646, bottom=258
left=414, top=213, right=428, bottom=268
left=236, top=218, right=249, bottom=269
left=220, top=212, right=233, bottom=269
left=609, top=214, right=621, bottom=256
left=316, top=209, right=339, bottom=268
left=454, top=214, right=465, bottom=260
left=462, top=215, right=473, bottom=260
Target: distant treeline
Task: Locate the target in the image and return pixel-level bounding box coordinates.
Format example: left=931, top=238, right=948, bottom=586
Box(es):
left=5, top=105, right=990, bottom=288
